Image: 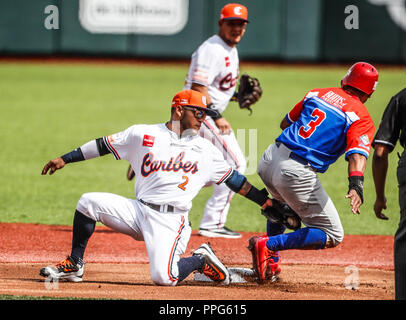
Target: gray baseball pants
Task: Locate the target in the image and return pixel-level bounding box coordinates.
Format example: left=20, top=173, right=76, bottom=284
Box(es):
left=257, top=143, right=344, bottom=247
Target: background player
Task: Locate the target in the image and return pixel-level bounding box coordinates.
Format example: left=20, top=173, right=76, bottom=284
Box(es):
left=183, top=3, right=261, bottom=238
left=40, top=89, right=278, bottom=286
left=372, top=87, right=406, bottom=300
left=248, top=62, right=379, bottom=282
left=127, top=3, right=261, bottom=239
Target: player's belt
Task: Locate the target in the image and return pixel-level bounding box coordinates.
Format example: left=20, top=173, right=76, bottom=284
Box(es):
left=139, top=199, right=178, bottom=213
left=276, top=141, right=318, bottom=171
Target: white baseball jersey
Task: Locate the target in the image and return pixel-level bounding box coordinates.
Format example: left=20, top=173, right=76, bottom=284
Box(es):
left=104, top=123, right=233, bottom=211
left=184, top=34, right=239, bottom=115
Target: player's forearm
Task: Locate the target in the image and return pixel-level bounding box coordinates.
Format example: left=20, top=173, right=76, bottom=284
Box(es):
left=191, top=82, right=223, bottom=120
left=225, top=170, right=269, bottom=207
left=347, top=153, right=367, bottom=203
left=61, top=138, right=111, bottom=164
left=347, top=153, right=367, bottom=174
left=280, top=118, right=290, bottom=130
left=191, top=83, right=212, bottom=105
left=372, top=146, right=389, bottom=200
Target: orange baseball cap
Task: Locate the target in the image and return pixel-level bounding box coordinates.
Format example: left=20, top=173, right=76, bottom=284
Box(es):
left=171, top=90, right=218, bottom=117
left=219, top=3, right=249, bottom=22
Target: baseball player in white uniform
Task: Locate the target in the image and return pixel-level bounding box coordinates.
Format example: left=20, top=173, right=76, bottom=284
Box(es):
left=183, top=3, right=251, bottom=239
left=40, top=90, right=275, bottom=286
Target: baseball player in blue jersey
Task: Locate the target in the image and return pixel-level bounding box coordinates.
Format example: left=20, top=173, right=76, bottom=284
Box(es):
left=248, top=62, right=379, bottom=283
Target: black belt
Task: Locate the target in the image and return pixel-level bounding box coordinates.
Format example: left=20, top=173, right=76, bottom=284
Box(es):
left=289, top=151, right=309, bottom=166
left=276, top=141, right=315, bottom=169
left=139, top=199, right=175, bottom=213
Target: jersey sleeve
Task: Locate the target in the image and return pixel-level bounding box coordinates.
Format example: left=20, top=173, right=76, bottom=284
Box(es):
left=285, top=98, right=304, bottom=124
left=190, top=45, right=221, bottom=87
left=207, top=145, right=233, bottom=184
left=372, top=95, right=401, bottom=151
left=103, top=125, right=139, bottom=161
left=345, top=113, right=375, bottom=159
left=285, top=90, right=320, bottom=124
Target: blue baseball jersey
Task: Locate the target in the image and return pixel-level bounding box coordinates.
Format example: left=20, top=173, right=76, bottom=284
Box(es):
left=276, top=87, right=375, bottom=173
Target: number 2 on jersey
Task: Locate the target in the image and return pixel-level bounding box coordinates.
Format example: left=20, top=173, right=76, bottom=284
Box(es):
left=178, top=176, right=189, bottom=191
left=298, top=108, right=326, bottom=139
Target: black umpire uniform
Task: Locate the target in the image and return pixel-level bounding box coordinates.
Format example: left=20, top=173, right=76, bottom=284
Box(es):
left=372, top=88, right=406, bottom=300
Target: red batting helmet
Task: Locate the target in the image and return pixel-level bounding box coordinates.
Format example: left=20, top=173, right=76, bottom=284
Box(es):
left=341, top=62, right=379, bottom=95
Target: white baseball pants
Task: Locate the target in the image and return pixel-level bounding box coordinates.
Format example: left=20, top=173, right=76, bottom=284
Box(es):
left=199, top=117, right=247, bottom=229
left=76, top=192, right=192, bottom=286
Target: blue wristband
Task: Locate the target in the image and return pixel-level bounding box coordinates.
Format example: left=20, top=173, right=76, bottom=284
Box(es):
left=61, top=148, right=85, bottom=164
left=225, top=170, right=246, bottom=193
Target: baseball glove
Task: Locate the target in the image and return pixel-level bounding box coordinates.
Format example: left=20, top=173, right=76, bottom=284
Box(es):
left=233, top=74, right=263, bottom=115
left=127, top=165, right=135, bottom=181
left=261, top=199, right=301, bottom=231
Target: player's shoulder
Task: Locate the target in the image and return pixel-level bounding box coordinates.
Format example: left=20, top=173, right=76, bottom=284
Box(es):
left=192, top=135, right=222, bottom=154
left=305, top=87, right=340, bottom=97
left=393, top=87, right=406, bottom=102
left=198, top=35, right=228, bottom=53
left=395, top=87, right=406, bottom=96
left=301, top=87, right=332, bottom=101
left=124, top=123, right=166, bottom=136
left=193, top=135, right=214, bottom=148
left=309, top=87, right=364, bottom=107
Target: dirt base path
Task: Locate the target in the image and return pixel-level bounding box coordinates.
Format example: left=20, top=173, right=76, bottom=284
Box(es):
left=0, top=223, right=395, bottom=300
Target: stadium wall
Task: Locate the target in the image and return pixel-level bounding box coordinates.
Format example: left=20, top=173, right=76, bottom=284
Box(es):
left=0, top=0, right=405, bottom=63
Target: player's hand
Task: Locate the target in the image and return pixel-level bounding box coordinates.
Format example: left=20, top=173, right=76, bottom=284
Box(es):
left=215, top=117, right=232, bottom=135
left=373, top=197, right=389, bottom=220
left=345, top=189, right=362, bottom=215
left=41, top=157, right=66, bottom=175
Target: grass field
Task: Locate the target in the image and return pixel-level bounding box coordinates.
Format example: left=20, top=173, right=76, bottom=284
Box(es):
left=0, top=61, right=404, bottom=235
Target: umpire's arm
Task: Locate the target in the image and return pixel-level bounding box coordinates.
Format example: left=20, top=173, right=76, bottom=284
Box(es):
left=372, top=143, right=391, bottom=220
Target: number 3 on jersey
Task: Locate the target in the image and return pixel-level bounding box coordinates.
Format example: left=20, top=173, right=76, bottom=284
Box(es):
left=298, top=108, right=326, bottom=139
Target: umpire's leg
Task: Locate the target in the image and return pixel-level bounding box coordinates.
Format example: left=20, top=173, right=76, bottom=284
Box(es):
left=394, top=212, right=406, bottom=300
left=396, top=152, right=406, bottom=300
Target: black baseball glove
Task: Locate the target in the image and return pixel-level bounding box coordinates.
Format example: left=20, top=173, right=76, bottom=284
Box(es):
left=261, top=198, right=301, bottom=231
left=232, top=74, right=263, bottom=115
left=127, top=165, right=135, bottom=181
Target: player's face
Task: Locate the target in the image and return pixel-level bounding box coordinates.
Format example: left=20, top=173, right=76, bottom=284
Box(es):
left=218, top=19, right=247, bottom=47
left=181, top=106, right=206, bottom=132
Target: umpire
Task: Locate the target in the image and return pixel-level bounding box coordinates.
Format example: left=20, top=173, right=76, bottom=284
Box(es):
left=372, top=88, right=406, bottom=300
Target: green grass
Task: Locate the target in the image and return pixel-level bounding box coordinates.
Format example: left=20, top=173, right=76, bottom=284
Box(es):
left=0, top=62, right=404, bottom=235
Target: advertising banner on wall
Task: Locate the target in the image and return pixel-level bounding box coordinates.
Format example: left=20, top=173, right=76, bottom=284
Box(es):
left=79, top=0, right=189, bottom=35
left=367, top=0, right=406, bottom=31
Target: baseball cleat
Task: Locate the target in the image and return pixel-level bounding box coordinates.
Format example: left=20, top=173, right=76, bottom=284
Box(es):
left=40, top=256, right=85, bottom=282
left=193, top=243, right=230, bottom=285
left=247, top=236, right=280, bottom=283
left=198, top=227, right=242, bottom=239
left=265, top=251, right=281, bottom=282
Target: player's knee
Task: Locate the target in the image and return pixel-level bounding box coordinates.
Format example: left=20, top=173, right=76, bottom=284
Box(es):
left=151, top=273, right=178, bottom=286
left=76, top=193, right=100, bottom=221
left=324, top=232, right=344, bottom=248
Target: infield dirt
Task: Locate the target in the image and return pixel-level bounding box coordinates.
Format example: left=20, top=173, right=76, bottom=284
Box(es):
left=0, top=223, right=395, bottom=300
